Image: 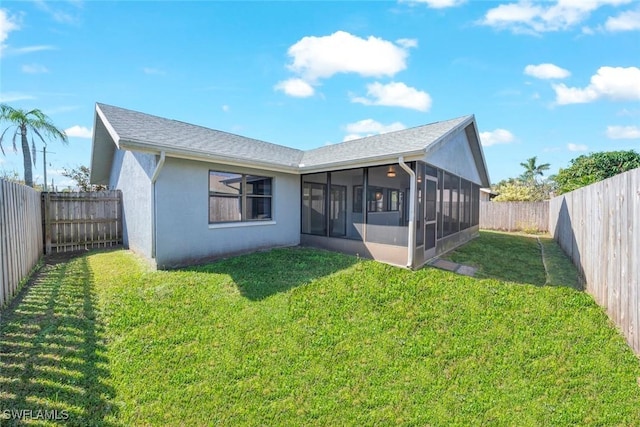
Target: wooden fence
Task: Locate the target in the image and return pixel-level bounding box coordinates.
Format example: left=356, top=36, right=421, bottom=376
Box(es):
left=0, top=179, right=43, bottom=307
left=480, top=201, right=549, bottom=232
left=42, top=190, right=122, bottom=253
left=549, top=168, right=640, bottom=356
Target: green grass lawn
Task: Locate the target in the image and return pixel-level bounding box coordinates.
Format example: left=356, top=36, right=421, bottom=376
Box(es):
left=1, top=235, right=639, bottom=425
left=445, top=230, right=582, bottom=289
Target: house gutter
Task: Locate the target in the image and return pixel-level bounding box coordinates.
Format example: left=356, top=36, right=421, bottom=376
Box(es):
left=398, top=157, right=415, bottom=269
left=151, top=151, right=166, bottom=183
left=120, top=139, right=300, bottom=174
left=151, top=151, right=166, bottom=261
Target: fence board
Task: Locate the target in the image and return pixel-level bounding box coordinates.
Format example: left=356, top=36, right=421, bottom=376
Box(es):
left=0, top=179, right=43, bottom=307
left=42, top=190, right=122, bottom=253
left=480, top=201, right=549, bottom=232
left=549, top=168, right=640, bottom=356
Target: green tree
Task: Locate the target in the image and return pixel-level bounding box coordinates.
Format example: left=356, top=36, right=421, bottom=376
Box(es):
left=554, top=150, right=640, bottom=194
left=492, top=156, right=554, bottom=202
left=519, top=156, right=550, bottom=183
left=0, top=104, right=68, bottom=187
left=493, top=179, right=554, bottom=202
left=61, top=165, right=107, bottom=191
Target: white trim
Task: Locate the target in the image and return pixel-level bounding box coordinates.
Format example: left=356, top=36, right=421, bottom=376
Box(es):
left=209, top=221, right=277, bottom=230
left=398, top=156, right=416, bottom=269
left=299, top=151, right=425, bottom=174
left=119, top=139, right=300, bottom=174
left=151, top=151, right=166, bottom=183
left=95, top=104, right=122, bottom=147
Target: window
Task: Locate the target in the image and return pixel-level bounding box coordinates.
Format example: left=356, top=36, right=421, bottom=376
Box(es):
left=366, top=187, right=403, bottom=212
left=367, top=187, right=384, bottom=212
left=209, top=171, right=272, bottom=223
left=388, top=190, right=400, bottom=211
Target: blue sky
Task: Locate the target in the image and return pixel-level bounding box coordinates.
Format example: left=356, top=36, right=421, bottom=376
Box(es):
left=0, top=0, right=639, bottom=188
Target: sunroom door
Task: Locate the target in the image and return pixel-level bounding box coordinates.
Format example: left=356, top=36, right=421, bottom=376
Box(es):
left=424, top=177, right=438, bottom=260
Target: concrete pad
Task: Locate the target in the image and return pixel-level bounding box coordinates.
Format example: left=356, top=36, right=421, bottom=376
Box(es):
left=455, top=265, right=477, bottom=277
left=430, top=259, right=459, bottom=272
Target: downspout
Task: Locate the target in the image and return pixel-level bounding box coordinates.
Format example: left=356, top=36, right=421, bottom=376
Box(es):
left=398, top=157, right=416, bottom=269
left=151, top=151, right=166, bottom=260
left=151, top=151, right=166, bottom=183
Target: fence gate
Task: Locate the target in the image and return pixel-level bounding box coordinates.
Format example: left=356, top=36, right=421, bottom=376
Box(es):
left=42, top=190, right=123, bottom=254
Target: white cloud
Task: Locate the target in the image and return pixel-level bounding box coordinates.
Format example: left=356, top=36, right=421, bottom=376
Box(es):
left=480, top=2, right=545, bottom=34
left=605, top=8, right=640, bottom=31
left=606, top=125, right=640, bottom=139
left=0, top=92, right=35, bottom=102
left=567, top=143, right=588, bottom=151
left=7, top=45, right=55, bottom=55
left=343, top=134, right=362, bottom=142
left=396, top=38, right=418, bottom=49
left=274, top=78, right=315, bottom=98
left=22, top=63, right=48, bottom=74
left=0, top=9, right=20, bottom=54
left=479, top=129, right=515, bottom=146
left=401, top=0, right=466, bottom=8
left=343, top=119, right=406, bottom=142
left=222, top=105, right=230, bottom=112
left=480, top=0, right=633, bottom=34
left=346, top=119, right=406, bottom=134
left=64, top=125, right=92, bottom=138
left=286, top=31, right=410, bottom=81
left=553, top=66, right=640, bottom=104
left=524, top=63, right=570, bottom=79
left=351, top=81, right=432, bottom=111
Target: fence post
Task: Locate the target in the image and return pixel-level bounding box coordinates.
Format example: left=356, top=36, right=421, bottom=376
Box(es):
left=44, top=192, right=52, bottom=255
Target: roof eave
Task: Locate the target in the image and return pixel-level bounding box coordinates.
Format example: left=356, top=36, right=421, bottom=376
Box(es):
left=298, top=149, right=426, bottom=173
left=119, top=139, right=300, bottom=174
left=90, top=105, right=120, bottom=185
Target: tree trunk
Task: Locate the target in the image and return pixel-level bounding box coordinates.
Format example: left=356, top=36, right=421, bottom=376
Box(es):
left=20, top=125, right=33, bottom=187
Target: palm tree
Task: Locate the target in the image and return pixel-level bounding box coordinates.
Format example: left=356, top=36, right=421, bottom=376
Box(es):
left=0, top=104, right=68, bottom=187
left=519, top=156, right=550, bottom=183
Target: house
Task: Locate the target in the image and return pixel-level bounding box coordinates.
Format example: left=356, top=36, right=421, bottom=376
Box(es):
left=90, top=103, right=490, bottom=269
left=480, top=188, right=497, bottom=201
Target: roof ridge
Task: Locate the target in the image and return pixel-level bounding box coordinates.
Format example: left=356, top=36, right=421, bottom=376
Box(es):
left=304, top=114, right=473, bottom=153
left=96, top=102, right=304, bottom=154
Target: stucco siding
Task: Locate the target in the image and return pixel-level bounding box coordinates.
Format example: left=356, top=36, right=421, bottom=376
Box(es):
left=109, top=149, right=155, bottom=259
left=154, top=157, right=300, bottom=268
left=425, top=129, right=482, bottom=184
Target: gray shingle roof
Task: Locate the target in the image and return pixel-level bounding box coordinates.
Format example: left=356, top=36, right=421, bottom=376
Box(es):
left=300, top=115, right=472, bottom=168
left=97, top=103, right=305, bottom=169
left=95, top=103, right=474, bottom=171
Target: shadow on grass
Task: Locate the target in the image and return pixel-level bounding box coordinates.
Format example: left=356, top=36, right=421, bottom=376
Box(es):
left=0, top=254, right=117, bottom=425
left=182, top=247, right=359, bottom=301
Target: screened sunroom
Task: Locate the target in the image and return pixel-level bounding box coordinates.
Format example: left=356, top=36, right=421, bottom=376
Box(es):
left=300, top=161, right=481, bottom=269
